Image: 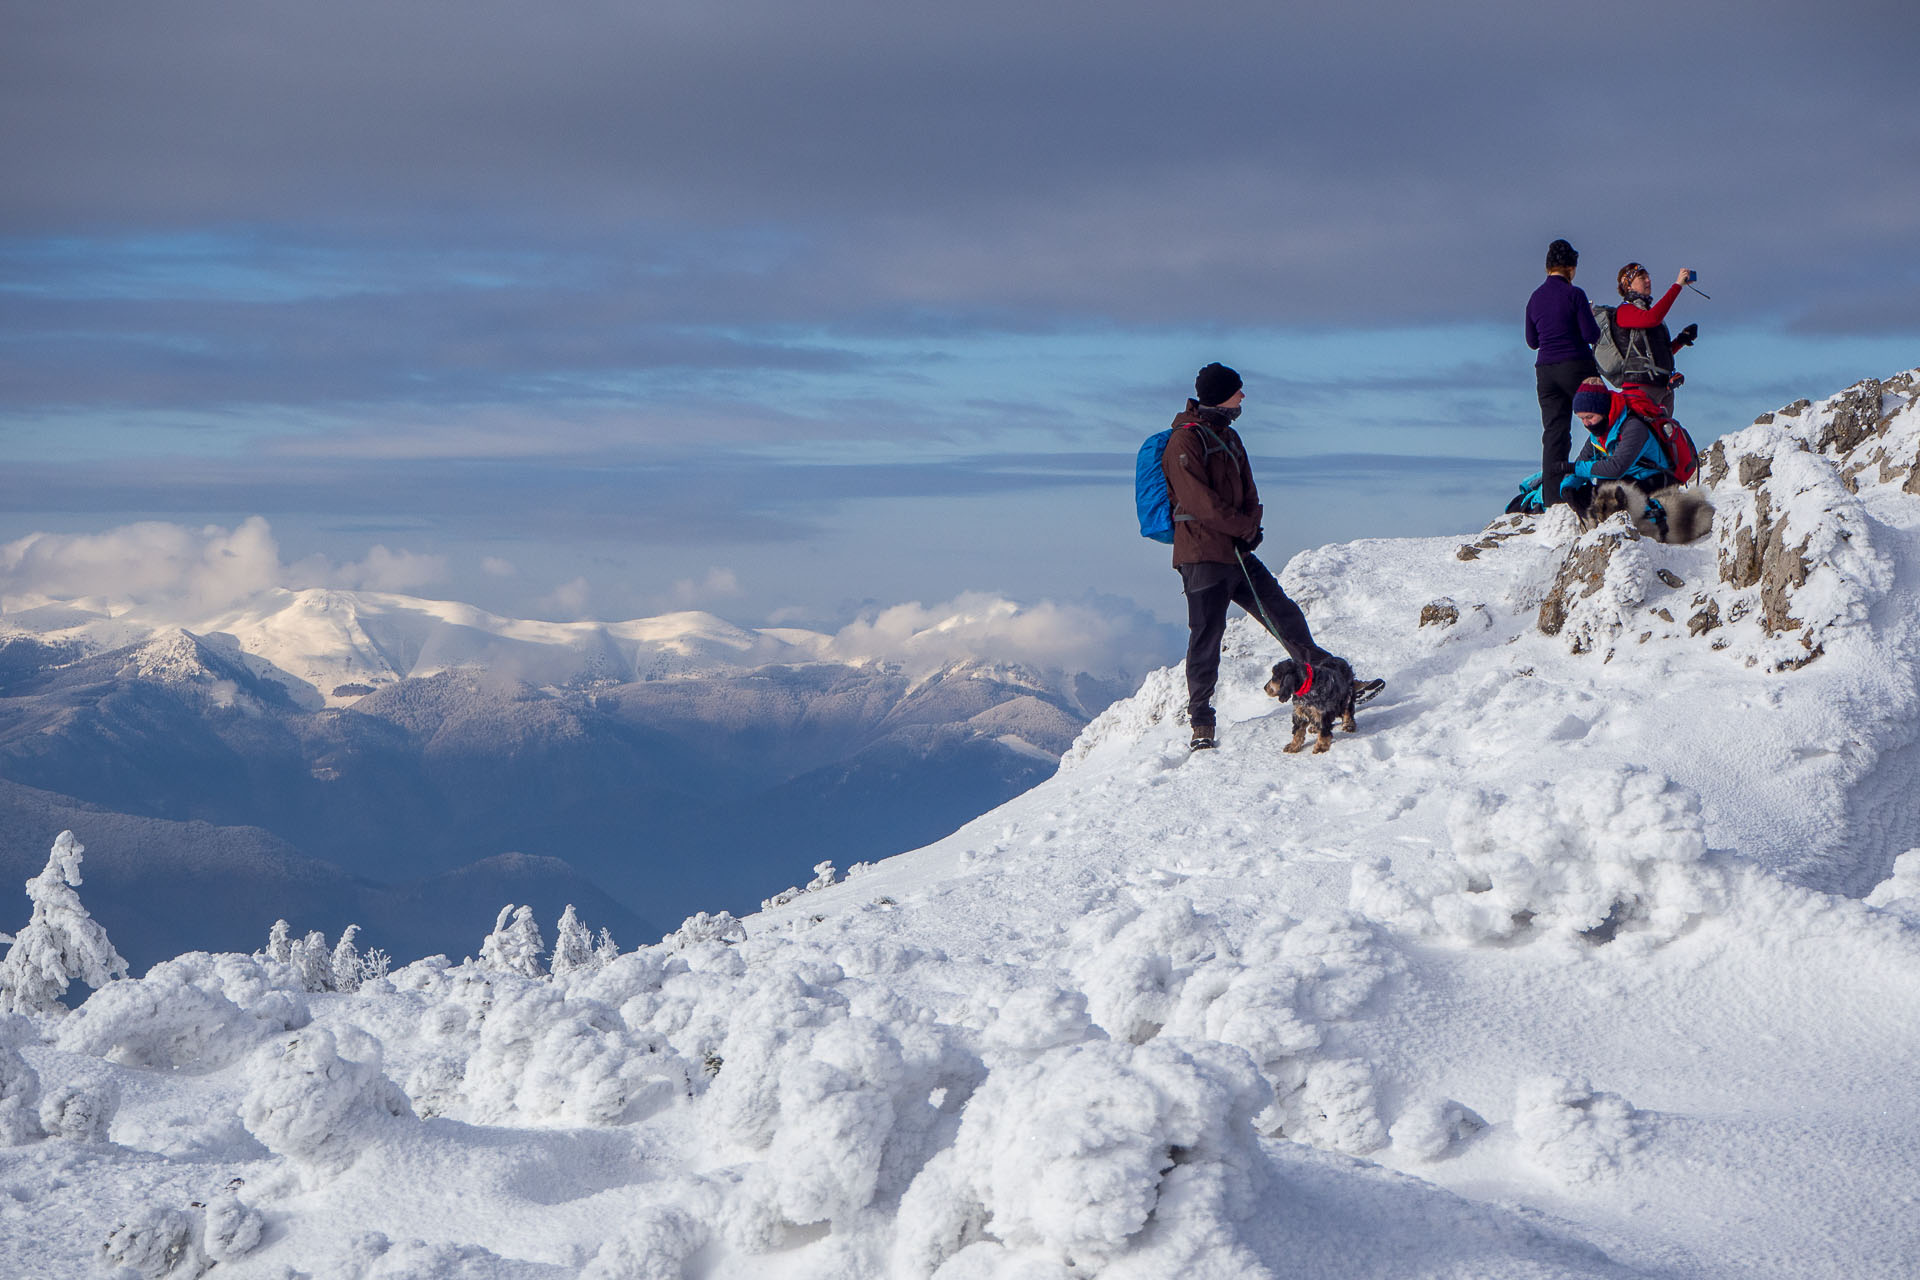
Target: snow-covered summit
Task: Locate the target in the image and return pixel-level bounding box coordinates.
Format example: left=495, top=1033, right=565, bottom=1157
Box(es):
left=5, top=370, right=1920, bottom=1277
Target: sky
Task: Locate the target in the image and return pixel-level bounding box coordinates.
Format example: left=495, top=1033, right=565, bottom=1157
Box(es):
left=3, top=0, right=1917, bottom=669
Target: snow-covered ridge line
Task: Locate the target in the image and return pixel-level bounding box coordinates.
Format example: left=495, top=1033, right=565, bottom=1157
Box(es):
left=0, top=589, right=1104, bottom=711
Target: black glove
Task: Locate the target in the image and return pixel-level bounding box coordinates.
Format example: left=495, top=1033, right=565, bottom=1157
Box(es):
left=1673, top=322, right=1698, bottom=350
left=1235, top=528, right=1264, bottom=554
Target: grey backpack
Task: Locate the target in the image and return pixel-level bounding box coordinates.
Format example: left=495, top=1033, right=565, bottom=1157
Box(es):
left=1591, top=303, right=1628, bottom=382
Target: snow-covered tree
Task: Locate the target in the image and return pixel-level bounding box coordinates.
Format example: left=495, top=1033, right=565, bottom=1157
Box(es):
left=0, top=832, right=129, bottom=1014
left=331, top=925, right=363, bottom=993
left=265, top=919, right=293, bottom=964
left=550, top=905, right=595, bottom=977
left=290, top=930, right=335, bottom=993
left=479, top=905, right=545, bottom=978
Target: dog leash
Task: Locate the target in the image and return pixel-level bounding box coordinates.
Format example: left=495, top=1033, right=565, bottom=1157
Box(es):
left=1234, top=544, right=1313, bottom=695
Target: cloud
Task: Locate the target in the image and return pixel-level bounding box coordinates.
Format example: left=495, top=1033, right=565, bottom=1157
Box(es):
left=0, top=517, right=446, bottom=621
left=542, top=577, right=591, bottom=618
left=666, top=568, right=743, bottom=610
left=481, top=556, right=516, bottom=577
left=331, top=545, right=448, bottom=593
left=0, top=517, right=283, bottom=618
left=827, top=591, right=1179, bottom=679
left=2, top=0, right=1913, bottom=435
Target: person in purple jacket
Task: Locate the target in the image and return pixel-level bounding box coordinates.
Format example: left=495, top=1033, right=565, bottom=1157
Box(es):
left=1524, top=239, right=1601, bottom=508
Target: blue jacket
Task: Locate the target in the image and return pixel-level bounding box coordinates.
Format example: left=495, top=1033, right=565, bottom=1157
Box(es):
left=1570, top=404, right=1671, bottom=486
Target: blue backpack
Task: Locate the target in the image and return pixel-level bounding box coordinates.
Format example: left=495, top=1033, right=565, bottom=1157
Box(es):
left=1135, top=430, right=1178, bottom=542
left=1135, top=423, right=1229, bottom=542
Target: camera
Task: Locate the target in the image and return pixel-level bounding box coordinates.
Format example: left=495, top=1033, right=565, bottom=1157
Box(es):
left=1684, top=269, right=1698, bottom=283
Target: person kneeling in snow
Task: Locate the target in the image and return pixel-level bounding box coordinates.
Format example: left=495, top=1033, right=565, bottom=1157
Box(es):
left=1563, top=378, right=1680, bottom=503
left=1162, top=362, right=1382, bottom=751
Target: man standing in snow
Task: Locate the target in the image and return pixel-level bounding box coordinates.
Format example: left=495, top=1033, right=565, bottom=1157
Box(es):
left=1162, top=363, right=1379, bottom=751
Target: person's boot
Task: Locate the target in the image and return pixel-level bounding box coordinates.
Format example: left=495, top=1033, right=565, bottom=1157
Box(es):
left=1190, top=721, right=1217, bottom=751
left=1354, top=678, right=1385, bottom=706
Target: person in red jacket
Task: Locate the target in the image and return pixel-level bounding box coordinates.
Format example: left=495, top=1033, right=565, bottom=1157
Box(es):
left=1160, top=362, right=1379, bottom=750
left=1614, top=263, right=1699, bottom=411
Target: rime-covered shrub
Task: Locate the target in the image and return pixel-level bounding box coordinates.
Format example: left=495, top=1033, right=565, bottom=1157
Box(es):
left=240, top=1023, right=413, bottom=1173
left=1354, top=766, right=1724, bottom=948
left=581, top=1205, right=711, bottom=1280
left=479, top=904, right=545, bottom=977
left=0, top=1013, right=43, bottom=1144
left=665, top=910, right=746, bottom=950
left=459, top=977, right=688, bottom=1127
left=337, top=1235, right=518, bottom=1278
left=1067, top=897, right=1392, bottom=1152
left=1514, top=1074, right=1641, bottom=1183
left=1389, top=1097, right=1485, bottom=1162
left=733, top=1016, right=930, bottom=1234
left=201, top=1191, right=266, bottom=1263
left=979, top=983, right=1095, bottom=1055
left=39, top=1078, right=115, bottom=1141
left=894, top=1038, right=1271, bottom=1277
left=0, top=831, right=128, bottom=1014
left=58, top=952, right=310, bottom=1071
left=99, top=1206, right=208, bottom=1280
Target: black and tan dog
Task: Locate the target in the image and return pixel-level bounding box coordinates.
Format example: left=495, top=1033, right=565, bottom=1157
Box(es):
left=1582, top=482, right=1715, bottom=544
left=1264, top=656, right=1359, bottom=754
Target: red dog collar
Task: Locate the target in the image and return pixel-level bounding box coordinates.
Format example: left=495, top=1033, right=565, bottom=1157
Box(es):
left=1295, top=663, right=1314, bottom=698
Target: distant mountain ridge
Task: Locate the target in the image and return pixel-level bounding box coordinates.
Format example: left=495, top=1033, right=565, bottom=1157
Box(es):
left=0, top=593, right=1125, bottom=968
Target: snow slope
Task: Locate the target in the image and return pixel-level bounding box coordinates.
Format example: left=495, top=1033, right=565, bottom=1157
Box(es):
left=4, top=371, right=1920, bottom=1278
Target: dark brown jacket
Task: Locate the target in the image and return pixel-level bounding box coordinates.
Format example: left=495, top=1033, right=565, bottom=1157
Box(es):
left=1162, top=401, right=1262, bottom=566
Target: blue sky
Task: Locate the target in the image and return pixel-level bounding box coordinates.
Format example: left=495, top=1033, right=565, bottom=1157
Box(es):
left=3, top=0, right=1916, bottom=662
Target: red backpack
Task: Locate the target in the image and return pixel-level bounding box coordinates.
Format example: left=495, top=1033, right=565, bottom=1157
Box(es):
left=1621, top=389, right=1701, bottom=484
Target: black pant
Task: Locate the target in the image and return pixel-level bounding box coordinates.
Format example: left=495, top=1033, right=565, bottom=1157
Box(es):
left=1179, top=556, right=1321, bottom=727
left=1536, top=359, right=1597, bottom=506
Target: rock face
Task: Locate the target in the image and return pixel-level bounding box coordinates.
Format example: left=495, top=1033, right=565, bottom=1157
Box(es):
left=1526, top=369, right=1920, bottom=670
left=1537, top=529, right=1640, bottom=642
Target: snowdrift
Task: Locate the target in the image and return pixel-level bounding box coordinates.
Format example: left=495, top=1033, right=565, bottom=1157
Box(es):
left=5, top=371, right=1920, bottom=1278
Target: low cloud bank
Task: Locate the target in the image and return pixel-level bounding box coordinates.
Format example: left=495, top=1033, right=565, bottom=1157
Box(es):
left=828, top=592, right=1179, bottom=681
left=0, top=518, right=445, bottom=622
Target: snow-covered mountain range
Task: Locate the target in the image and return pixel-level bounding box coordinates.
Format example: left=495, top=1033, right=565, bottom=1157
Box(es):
left=1, top=590, right=1090, bottom=712
left=0, top=599, right=1124, bottom=968
left=5, top=368, right=1920, bottom=1277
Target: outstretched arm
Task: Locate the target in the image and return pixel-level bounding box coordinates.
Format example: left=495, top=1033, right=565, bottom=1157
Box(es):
left=1616, top=283, right=1681, bottom=329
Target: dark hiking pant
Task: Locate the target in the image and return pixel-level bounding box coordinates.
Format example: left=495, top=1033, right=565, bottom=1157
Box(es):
left=1536, top=358, right=1597, bottom=506
left=1179, top=555, right=1322, bottom=728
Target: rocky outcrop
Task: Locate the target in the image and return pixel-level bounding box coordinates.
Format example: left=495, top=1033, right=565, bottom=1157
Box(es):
left=1516, top=369, right=1920, bottom=670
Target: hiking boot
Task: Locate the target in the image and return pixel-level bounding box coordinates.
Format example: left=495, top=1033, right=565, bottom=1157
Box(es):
left=1354, top=678, right=1385, bottom=706
left=1190, top=724, right=1217, bottom=751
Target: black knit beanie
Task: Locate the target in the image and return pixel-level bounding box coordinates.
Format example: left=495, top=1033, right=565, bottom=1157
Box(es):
left=1545, top=239, right=1579, bottom=272
left=1195, top=362, right=1243, bottom=407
